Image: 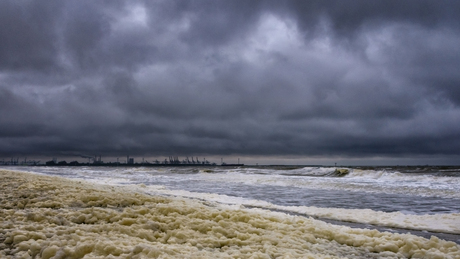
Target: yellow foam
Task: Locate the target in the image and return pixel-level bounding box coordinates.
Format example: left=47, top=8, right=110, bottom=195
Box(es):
left=1, top=169, right=459, bottom=258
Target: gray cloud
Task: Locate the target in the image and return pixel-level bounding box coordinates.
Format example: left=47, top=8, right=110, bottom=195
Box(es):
left=1, top=0, right=460, bottom=164
left=0, top=1, right=62, bottom=72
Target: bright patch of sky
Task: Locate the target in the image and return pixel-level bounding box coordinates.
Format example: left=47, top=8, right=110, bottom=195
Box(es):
left=113, top=4, right=148, bottom=31
left=241, top=14, right=302, bottom=64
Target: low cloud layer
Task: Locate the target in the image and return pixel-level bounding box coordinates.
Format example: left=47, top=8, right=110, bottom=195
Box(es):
left=1, top=0, right=460, bottom=164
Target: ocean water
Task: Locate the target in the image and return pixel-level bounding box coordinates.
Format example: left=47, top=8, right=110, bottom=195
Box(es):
left=5, top=165, right=460, bottom=243
left=2, top=165, right=460, bottom=258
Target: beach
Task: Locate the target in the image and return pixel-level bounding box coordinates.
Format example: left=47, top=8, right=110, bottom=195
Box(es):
left=1, top=169, right=459, bottom=258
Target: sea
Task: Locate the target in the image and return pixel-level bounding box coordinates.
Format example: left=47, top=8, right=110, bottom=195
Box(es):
left=4, top=165, right=460, bottom=245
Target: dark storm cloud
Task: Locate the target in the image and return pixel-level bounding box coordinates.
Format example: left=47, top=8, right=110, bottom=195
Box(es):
left=1, top=0, right=460, bottom=164
left=0, top=1, right=62, bottom=72
left=285, top=0, right=460, bottom=38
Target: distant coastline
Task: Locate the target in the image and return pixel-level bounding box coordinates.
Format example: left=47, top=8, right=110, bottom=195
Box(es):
left=0, top=156, right=246, bottom=167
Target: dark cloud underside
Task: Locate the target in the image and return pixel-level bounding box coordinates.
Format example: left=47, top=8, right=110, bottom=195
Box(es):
left=1, top=0, right=459, bottom=164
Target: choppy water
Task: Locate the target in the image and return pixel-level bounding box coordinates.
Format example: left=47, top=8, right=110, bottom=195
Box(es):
left=4, top=165, right=460, bottom=243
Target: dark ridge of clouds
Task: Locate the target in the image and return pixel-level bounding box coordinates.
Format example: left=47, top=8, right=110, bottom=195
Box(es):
left=0, top=1, right=459, bottom=164
left=286, top=0, right=460, bottom=38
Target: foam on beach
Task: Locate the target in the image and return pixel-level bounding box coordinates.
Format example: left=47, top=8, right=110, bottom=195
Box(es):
left=1, top=170, right=459, bottom=258
left=121, top=183, right=460, bottom=235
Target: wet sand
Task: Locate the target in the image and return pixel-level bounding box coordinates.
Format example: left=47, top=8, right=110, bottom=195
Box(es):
left=1, top=169, right=459, bottom=258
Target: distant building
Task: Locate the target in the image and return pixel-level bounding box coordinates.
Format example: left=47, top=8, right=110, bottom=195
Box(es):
left=128, top=158, right=134, bottom=165
left=93, top=156, right=103, bottom=164
left=46, top=158, right=57, bottom=166
left=69, top=161, right=80, bottom=166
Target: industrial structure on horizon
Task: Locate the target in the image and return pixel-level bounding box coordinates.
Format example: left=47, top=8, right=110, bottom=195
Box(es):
left=0, top=155, right=244, bottom=167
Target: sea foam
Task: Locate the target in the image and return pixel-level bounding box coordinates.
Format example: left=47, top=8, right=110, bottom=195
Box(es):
left=1, top=169, right=459, bottom=258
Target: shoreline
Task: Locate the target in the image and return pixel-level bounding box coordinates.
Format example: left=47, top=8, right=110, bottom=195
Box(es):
left=250, top=206, right=460, bottom=244
left=1, top=169, right=459, bottom=258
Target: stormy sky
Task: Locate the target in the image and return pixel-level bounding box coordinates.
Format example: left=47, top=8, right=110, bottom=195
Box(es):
left=1, top=0, right=460, bottom=165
